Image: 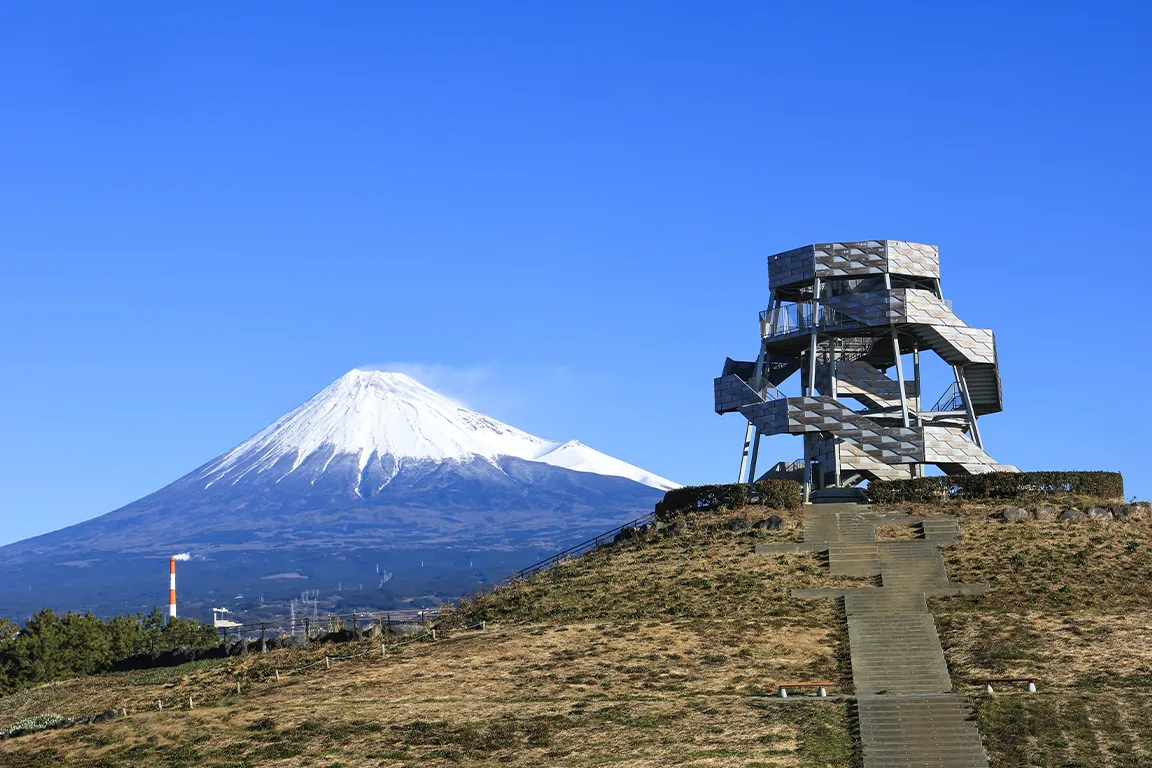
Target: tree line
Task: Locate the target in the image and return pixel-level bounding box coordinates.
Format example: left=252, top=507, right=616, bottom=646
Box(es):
left=0, top=607, right=218, bottom=693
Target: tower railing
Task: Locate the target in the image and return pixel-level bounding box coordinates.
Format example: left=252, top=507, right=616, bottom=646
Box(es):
left=930, top=382, right=963, bottom=412
left=759, top=303, right=863, bottom=338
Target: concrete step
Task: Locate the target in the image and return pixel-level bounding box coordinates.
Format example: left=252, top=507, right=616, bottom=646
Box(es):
left=858, top=695, right=990, bottom=768
left=789, top=504, right=990, bottom=768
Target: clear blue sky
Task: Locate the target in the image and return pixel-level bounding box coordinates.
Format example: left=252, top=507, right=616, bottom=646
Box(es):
left=2, top=3, right=1149, bottom=546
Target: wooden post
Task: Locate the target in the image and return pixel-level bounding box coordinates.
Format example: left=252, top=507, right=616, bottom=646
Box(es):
left=189, top=696, right=194, bottom=709
left=431, top=628, right=437, bottom=641
left=275, top=669, right=280, bottom=682
left=381, top=643, right=387, bottom=657
left=236, top=680, right=242, bottom=694
left=324, top=656, right=330, bottom=670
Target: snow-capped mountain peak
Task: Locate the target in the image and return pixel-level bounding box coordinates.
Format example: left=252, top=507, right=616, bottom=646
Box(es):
left=200, top=369, right=677, bottom=491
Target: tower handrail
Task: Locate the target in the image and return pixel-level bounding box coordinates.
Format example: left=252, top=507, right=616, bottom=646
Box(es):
left=931, top=382, right=963, bottom=412
left=213, top=511, right=659, bottom=639
left=760, top=302, right=862, bottom=338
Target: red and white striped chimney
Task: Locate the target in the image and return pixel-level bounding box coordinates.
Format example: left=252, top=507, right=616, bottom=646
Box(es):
left=169, top=557, right=177, bottom=618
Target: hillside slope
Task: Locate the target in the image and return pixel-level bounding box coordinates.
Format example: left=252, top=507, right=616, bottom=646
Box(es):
left=0, top=497, right=1148, bottom=767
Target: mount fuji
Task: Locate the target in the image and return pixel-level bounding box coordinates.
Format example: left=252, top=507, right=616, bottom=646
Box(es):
left=0, top=370, right=676, bottom=620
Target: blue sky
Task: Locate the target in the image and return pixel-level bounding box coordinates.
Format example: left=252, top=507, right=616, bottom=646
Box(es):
left=2, top=3, right=1149, bottom=546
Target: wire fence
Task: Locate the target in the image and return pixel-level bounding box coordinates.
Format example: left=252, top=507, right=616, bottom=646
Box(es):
left=438, top=511, right=656, bottom=616
left=134, top=515, right=663, bottom=716
left=217, top=512, right=656, bottom=640
left=216, top=608, right=437, bottom=641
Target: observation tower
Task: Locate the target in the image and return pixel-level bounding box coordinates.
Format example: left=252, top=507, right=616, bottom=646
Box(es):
left=715, top=240, right=1016, bottom=501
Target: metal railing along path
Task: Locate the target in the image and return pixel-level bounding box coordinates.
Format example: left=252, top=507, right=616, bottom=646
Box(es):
left=441, top=511, right=657, bottom=615
left=217, top=512, right=658, bottom=638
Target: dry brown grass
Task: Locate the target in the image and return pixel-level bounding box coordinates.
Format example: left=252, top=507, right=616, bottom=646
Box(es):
left=0, top=625, right=854, bottom=767
left=937, top=609, right=1152, bottom=691
left=0, top=508, right=858, bottom=767
left=977, top=692, right=1152, bottom=767
left=936, top=516, right=1152, bottom=613
left=913, top=504, right=1152, bottom=766
left=449, top=506, right=860, bottom=629
left=872, top=523, right=918, bottom=541
left=5, top=500, right=1149, bottom=767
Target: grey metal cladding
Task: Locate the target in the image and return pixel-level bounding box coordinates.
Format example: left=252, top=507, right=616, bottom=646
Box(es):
left=767, top=245, right=816, bottom=289
left=813, top=241, right=887, bottom=279
left=742, top=399, right=789, bottom=436
left=885, top=240, right=940, bottom=279
left=714, top=374, right=764, bottom=415
left=821, top=360, right=919, bottom=405
left=767, top=240, right=940, bottom=288
left=823, top=290, right=906, bottom=326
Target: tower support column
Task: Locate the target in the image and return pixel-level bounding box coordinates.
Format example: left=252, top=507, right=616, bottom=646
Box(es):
left=956, top=366, right=983, bottom=449
left=829, top=336, right=841, bottom=487
left=890, top=329, right=911, bottom=429
left=803, top=278, right=821, bottom=502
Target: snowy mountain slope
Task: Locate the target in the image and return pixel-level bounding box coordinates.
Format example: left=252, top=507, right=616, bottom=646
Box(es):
left=199, top=370, right=678, bottom=492
left=534, top=440, right=677, bottom=492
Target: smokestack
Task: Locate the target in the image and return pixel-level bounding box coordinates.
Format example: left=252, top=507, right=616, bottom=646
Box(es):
left=169, top=557, right=177, bottom=618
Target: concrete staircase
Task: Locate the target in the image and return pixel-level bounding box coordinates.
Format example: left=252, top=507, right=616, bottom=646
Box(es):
left=857, top=694, right=989, bottom=767
left=773, top=502, right=991, bottom=768
left=846, top=590, right=952, bottom=696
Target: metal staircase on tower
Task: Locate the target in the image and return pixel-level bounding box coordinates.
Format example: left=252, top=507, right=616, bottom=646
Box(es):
left=716, top=240, right=1017, bottom=500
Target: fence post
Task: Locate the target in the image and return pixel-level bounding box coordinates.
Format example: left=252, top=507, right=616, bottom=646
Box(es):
left=325, top=656, right=330, bottom=670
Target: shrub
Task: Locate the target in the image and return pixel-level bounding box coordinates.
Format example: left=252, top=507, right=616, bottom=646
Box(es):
left=0, top=607, right=219, bottom=694
left=0, top=714, right=69, bottom=739
left=868, top=471, right=1124, bottom=504
left=655, top=480, right=801, bottom=519
left=756, top=479, right=803, bottom=510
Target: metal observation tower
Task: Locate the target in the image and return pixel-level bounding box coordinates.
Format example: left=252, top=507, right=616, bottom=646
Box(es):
left=715, top=240, right=1016, bottom=501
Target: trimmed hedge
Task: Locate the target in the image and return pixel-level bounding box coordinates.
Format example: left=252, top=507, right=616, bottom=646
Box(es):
left=868, top=471, right=1124, bottom=504
left=757, top=480, right=804, bottom=510
left=656, top=480, right=802, bottom=519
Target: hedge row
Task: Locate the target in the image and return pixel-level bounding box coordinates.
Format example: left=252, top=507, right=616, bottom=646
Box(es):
left=656, top=480, right=802, bottom=519
left=868, top=471, right=1124, bottom=503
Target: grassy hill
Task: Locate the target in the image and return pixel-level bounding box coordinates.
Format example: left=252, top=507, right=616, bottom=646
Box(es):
left=0, top=497, right=1148, bottom=767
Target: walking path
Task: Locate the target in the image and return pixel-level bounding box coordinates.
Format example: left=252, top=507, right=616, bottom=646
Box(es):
left=759, top=502, right=991, bottom=768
